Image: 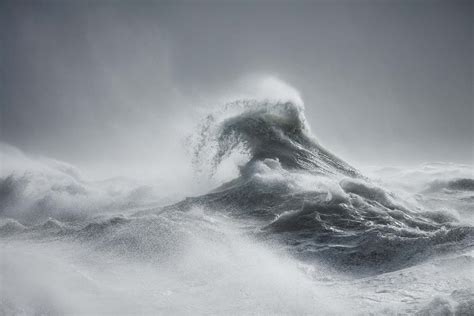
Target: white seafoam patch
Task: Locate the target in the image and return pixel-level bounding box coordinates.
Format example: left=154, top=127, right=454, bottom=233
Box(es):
left=0, top=208, right=351, bottom=315
left=2, top=207, right=472, bottom=315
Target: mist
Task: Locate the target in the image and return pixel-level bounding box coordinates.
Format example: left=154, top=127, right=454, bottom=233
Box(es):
left=2, top=0, right=472, bottom=180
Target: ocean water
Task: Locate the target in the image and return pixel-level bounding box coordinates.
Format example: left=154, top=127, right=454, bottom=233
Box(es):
left=1, top=100, right=473, bottom=315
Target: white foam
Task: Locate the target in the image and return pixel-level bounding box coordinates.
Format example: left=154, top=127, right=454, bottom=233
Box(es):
left=0, top=209, right=350, bottom=315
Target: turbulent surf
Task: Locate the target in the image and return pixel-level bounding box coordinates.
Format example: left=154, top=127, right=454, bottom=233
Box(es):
left=1, top=99, right=473, bottom=315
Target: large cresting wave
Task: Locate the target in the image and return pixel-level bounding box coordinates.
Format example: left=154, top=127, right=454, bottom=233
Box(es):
left=180, top=99, right=474, bottom=275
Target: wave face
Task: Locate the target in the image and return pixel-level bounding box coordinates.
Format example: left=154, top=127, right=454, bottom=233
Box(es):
left=191, top=100, right=359, bottom=178
left=1, top=99, right=473, bottom=315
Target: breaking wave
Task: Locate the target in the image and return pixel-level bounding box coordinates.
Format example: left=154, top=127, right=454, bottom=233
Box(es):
left=1, top=93, right=473, bottom=314
left=181, top=99, right=474, bottom=275
left=190, top=99, right=359, bottom=178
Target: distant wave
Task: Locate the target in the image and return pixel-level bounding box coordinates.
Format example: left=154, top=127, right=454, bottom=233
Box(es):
left=425, top=178, right=474, bottom=193
left=0, top=145, right=164, bottom=225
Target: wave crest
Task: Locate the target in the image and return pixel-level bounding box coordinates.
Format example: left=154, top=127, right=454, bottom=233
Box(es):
left=190, top=99, right=359, bottom=180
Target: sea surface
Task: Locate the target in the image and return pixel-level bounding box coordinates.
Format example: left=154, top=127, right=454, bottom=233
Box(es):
left=1, top=100, right=473, bottom=315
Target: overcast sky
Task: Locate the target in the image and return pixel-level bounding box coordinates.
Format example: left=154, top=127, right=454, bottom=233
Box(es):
left=1, top=0, right=472, bottom=179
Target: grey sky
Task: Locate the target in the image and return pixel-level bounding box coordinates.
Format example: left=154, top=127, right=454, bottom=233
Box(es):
left=1, top=0, right=473, bottom=178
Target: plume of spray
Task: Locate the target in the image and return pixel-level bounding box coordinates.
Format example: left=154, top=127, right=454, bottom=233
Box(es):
left=187, top=75, right=310, bottom=183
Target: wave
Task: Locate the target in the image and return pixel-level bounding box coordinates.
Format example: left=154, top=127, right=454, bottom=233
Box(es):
left=0, top=172, right=160, bottom=224
left=425, top=178, right=474, bottom=193
left=0, top=144, right=176, bottom=225
left=190, top=100, right=360, bottom=179
left=0, top=95, right=473, bottom=314
left=180, top=99, right=474, bottom=275
left=1, top=100, right=472, bottom=276
left=366, top=162, right=474, bottom=194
